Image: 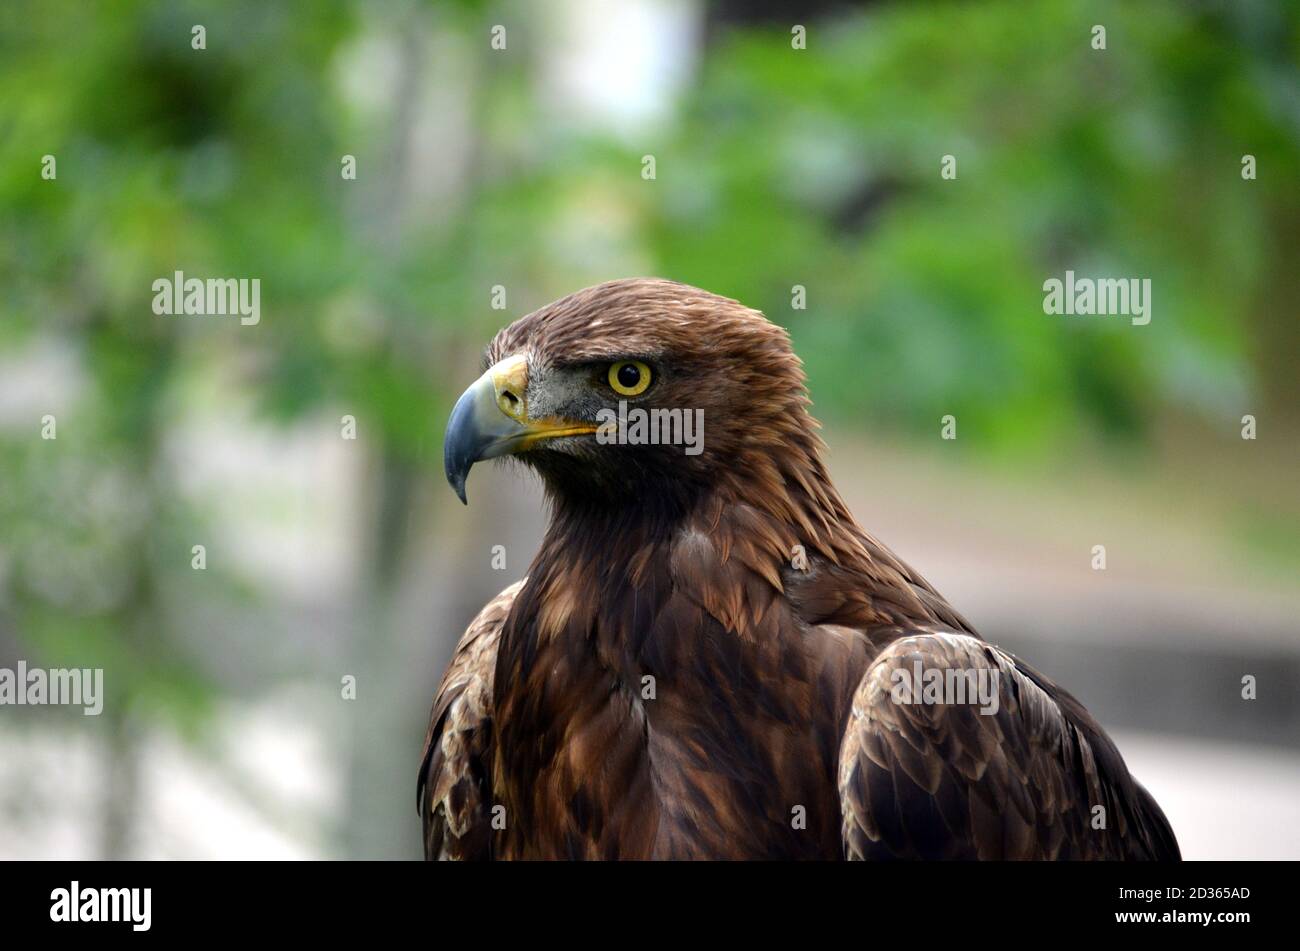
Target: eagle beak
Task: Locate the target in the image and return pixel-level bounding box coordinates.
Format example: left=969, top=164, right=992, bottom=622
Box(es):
left=443, top=353, right=597, bottom=504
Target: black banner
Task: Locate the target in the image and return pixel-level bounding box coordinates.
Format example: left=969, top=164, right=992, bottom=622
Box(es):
left=2, top=860, right=1281, bottom=938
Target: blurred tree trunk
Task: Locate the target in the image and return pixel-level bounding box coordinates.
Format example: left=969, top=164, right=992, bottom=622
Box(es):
left=100, top=706, right=139, bottom=859
left=338, top=9, right=425, bottom=858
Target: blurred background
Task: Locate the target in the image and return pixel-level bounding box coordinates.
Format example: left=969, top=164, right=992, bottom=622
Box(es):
left=1, top=0, right=1297, bottom=860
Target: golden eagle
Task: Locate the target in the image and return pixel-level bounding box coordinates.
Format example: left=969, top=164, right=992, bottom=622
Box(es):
left=419, top=278, right=1180, bottom=861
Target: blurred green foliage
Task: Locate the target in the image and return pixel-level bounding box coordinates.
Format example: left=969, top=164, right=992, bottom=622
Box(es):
left=651, top=2, right=1298, bottom=449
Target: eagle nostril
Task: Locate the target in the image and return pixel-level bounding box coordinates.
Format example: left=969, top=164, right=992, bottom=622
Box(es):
left=498, top=388, right=522, bottom=418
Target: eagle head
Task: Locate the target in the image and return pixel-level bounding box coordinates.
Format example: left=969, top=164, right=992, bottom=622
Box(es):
left=443, top=278, right=815, bottom=511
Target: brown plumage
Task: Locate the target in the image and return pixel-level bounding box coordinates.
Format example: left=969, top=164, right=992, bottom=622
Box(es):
left=419, top=278, right=1180, bottom=860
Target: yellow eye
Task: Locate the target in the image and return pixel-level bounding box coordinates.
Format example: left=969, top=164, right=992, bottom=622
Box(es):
left=608, top=360, right=652, bottom=397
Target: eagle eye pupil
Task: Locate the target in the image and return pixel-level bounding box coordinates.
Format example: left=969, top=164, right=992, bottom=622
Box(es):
left=617, top=363, right=641, bottom=389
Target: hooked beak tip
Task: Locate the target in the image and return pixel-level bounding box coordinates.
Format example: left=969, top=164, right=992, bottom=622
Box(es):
left=443, top=434, right=474, bottom=505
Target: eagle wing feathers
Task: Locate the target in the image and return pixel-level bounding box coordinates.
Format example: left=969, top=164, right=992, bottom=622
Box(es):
left=837, top=631, right=1180, bottom=860
left=417, top=579, right=522, bottom=860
